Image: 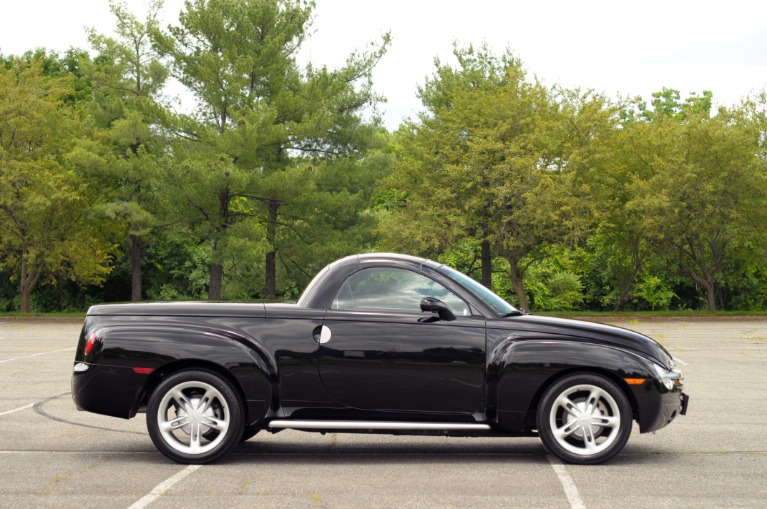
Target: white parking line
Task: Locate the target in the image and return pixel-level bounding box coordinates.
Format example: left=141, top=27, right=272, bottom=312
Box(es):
left=0, top=403, right=35, bottom=417
left=127, top=465, right=201, bottom=509
left=0, top=347, right=76, bottom=364
left=674, top=357, right=689, bottom=366
left=548, top=455, right=586, bottom=509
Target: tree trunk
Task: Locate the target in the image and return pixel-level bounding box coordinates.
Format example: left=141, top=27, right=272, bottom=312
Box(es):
left=507, top=256, right=529, bottom=312
left=704, top=283, right=716, bottom=312
left=614, top=264, right=641, bottom=311
left=480, top=239, right=492, bottom=290
left=208, top=188, right=231, bottom=301
left=208, top=261, right=223, bottom=300
left=265, top=200, right=280, bottom=300
left=614, top=235, right=642, bottom=312
left=20, top=281, right=32, bottom=314
left=18, top=256, right=42, bottom=313
left=130, top=234, right=142, bottom=301
left=19, top=285, right=32, bottom=313
left=685, top=266, right=717, bottom=312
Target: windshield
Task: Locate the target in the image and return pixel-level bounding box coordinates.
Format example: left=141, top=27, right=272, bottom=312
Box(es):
left=439, top=265, right=518, bottom=317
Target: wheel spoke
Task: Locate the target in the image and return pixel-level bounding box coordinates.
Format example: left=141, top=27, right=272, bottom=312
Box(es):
left=160, top=414, right=189, bottom=433
left=582, top=425, right=598, bottom=453
left=592, top=415, right=619, bottom=428
left=170, top=388, right=192, bottom=412
left=197, top=389, right=215, bottom=413
left=585, top=387, right=604, bottom=415
left=554, top=394, right=582, bottom=419
left=554, top=422, right=580, bottom=440
left=189, top=422, right=203, bottom=452
left=201, top=415, right=229, bottom=432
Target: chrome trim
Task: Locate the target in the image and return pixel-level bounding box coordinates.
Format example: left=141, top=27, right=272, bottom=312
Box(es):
left=652, top=363, right=683, bottom=380
left=268, top=420, right=491, bottom=431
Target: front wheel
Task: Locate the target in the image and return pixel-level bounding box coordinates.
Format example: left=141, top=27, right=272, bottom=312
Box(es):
left=147, top=369, right=244, bottom=464
left=537, top=373, right=632, bottom=465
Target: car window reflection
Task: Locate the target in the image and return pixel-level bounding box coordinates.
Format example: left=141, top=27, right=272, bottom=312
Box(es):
left=332, top=268, right=470, bottom=316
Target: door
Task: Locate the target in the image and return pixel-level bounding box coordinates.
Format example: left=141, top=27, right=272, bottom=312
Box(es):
left=318, top=267, right=486, bottom=414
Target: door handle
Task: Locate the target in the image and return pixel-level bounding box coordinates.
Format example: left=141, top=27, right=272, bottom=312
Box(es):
left=312, top=325, right=332, bottom=344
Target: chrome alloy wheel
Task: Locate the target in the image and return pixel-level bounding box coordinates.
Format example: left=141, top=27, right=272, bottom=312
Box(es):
left=549, top=384, right=620, bottom=456
left=156, top=380, right=230, bottom=455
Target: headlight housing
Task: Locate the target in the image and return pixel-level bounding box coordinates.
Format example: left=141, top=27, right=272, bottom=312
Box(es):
left=652, top=363, right=683, bottom=391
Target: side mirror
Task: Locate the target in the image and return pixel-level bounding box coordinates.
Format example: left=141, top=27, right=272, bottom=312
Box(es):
left=420, top=297, right=456, bottom=321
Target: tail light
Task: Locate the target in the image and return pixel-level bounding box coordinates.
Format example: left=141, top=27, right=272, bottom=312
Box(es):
left=84, top=331, right=97, bottom=355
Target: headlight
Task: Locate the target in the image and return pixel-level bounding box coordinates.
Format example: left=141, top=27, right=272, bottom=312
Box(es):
left=652, top=363, right=683, bottom=391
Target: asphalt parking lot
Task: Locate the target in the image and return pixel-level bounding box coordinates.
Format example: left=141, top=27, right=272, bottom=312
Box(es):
left=0, top=318, right=765, bottom=508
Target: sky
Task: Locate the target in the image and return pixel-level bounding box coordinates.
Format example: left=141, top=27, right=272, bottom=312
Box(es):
left=2, top=0, right=767, bottom=130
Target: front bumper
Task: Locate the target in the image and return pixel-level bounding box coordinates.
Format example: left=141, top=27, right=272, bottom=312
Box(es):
left=635, top=381, right=689, bottom=433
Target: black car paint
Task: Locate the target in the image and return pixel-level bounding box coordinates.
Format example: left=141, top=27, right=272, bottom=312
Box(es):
left=72, top=253, right=685, bottom=440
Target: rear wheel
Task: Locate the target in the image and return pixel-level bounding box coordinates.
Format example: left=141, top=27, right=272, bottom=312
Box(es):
left=147, top=369, right=244, bottom=464
left=537, top=373, right=632, bottom=464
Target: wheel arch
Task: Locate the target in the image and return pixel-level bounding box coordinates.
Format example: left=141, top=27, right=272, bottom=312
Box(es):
left=134, top=359, right=236, bottom=411
left=522, top=367, right=640, bottom=430
left=132, top=358, right=272, bottom=428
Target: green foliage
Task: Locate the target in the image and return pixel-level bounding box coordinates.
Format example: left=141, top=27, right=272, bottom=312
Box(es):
left=153, top=0, right=390, bottom=299
left=633, top=275, right=677, bottom=311
left=0, top=57, right=114, bottom=312
left=2, top=19, right=767, bottom=313
left=523, top=246, right=586, bottom=311
left=143, top=231, right=210, bottom=300
left=633, top=87, right=713, bottom=121
left=70, top=0, right=172, bottom=301
left=378, top=45, right=612, bottom=311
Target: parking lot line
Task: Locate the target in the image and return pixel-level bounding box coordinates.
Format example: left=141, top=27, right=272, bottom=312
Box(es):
left=0, top=402, right=35, bottom=417
left=674, top=357, right=689, bottom=366
left=127, top=464, right=201, bottom=509
left=548, top=455, right=587, bottom=509
left=0, top=347, right=75, bottom=364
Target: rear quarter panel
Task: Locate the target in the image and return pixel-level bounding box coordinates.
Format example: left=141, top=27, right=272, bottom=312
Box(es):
left=73, top=311, right=326, bottom=425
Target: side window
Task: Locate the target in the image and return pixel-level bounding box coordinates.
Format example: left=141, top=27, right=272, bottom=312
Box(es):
left=331, top=268, right=470, bottom=316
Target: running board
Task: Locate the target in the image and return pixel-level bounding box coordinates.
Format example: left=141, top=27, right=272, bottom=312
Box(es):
left=268, top=420, right=491, bottom=431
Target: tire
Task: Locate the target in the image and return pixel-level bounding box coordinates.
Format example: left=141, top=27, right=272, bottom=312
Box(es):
left=147, top=369, right=244, bottom=464
left=537, top=373, right=632, bottom=465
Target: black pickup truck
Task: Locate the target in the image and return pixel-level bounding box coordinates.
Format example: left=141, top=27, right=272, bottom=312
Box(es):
left=72, top=253, right=688, bottom=464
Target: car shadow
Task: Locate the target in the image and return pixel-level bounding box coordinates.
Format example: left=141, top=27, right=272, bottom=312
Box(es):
left=225, top=438, right=549, bottom=465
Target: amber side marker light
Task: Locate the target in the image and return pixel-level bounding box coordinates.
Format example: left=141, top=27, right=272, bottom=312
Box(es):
left=624, top=378, right=646, bottom=385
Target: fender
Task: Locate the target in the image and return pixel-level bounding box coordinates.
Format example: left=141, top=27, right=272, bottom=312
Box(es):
left=487, top=332, right=658, bottom=433
left=80, top=322, right=275, bottom=425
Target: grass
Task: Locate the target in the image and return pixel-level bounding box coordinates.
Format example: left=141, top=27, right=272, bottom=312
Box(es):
left=538, top=309, right=767, bottom=319
left=0, top=311, right=86, bottom=318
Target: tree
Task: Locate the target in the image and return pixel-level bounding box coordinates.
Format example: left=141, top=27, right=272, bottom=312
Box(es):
left=379, top=46, right=607, bottom=311
left=154, top=0, right=389, bottom=299
left=69, top=0, right=169, bottom=301
left=599, top=89, right=767, bottom=311
left=0, top=58, right=112, bottom=312
left=630, top=110, right=767, bottom=311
